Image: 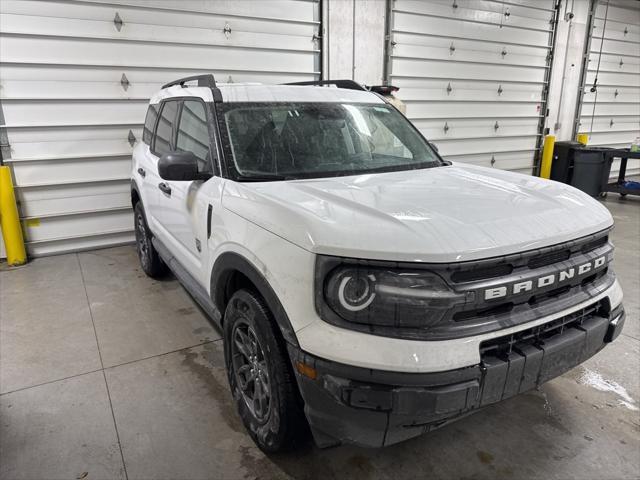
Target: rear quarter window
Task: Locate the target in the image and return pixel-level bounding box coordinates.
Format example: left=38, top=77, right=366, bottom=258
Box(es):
left=142, top=104, right=159, bottom=145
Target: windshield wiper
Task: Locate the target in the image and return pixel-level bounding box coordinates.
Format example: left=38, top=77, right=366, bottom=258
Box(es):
left=235, top=173, right=293, bottom=182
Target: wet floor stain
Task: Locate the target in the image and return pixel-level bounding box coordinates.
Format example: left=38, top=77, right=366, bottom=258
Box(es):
left=346, top=454, right=375, bottom=476
left=578, top=367, right=639, bottom=411
left=176, top=306, right=195, bottom=316
left=192, top=326, right=211, bottom=335
left=161, top=281, right=180, bottom=291
left=239, top=445, right=290, bottom=480
left=477, top=450, right=494, bottom=465
left=518, top=390, right=573, bottom=436
left=179, top=344, right=244, bottom=433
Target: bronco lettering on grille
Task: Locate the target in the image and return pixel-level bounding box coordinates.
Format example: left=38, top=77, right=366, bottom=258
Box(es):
left=484, top=256, right=607, bottom=300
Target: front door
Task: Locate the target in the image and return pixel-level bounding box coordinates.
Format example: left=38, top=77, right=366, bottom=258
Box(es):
left=160, top=98, right=218, bottom=280
left=147, top=99, right=180, bottom=243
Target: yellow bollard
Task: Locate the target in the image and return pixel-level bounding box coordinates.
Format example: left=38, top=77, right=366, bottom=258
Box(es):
left=0, top=165, right=27, bottom=266
left=576, top=133, right=589, bottom=145
left=540, top=135, right=555, bottom=179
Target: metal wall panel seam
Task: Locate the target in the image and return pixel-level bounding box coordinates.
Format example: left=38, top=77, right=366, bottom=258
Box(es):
left=391, top=9, right=554, bottom=34
left=444, top=1, right=556, bottom=14
left=389, top=56, right=550, bottom=69
left=390, top=29, right=554, bottom=49
left=4, top=153, right=132, bottom=163
left=0, top=31, right=320, bottom=55
left=15, top=177, right=130, bottom=188
left=49, top=0, right=320, bottom=26
left=25, top=227, right=134, bottom=244
left=22, top=205, right=132, bottom=220
left=0, top=61, right=321, bottom=76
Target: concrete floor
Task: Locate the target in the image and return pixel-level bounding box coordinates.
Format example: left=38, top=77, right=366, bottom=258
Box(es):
left=1, top=197, right=639, bottom=480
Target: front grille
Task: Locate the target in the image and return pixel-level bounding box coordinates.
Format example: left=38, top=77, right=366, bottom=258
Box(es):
left=450, top=264, right=513, bottom=283
left=527, top=249, right=571, bottom=269
left=582, top=235, right=609, bottom=254
left=453, top=302, right=514, bottom=322
left=479, top=300, right=605, bottom=357
left=447, top=230, right=611, bottom=285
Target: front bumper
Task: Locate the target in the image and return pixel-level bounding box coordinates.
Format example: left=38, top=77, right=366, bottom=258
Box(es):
left=289, top=303, right=625, bottom=448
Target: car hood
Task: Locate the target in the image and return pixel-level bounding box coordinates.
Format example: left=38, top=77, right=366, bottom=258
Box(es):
left=222, top=163, right=613, bottom=263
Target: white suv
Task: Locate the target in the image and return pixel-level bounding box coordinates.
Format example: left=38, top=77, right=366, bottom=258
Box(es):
left=131, top=74, right=625, bottom=451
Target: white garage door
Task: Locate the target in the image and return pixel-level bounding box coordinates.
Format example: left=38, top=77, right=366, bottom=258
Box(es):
left=0, top=0, right=320, bottom=256
left=577, top=0, right=640, bottom=177
left=386, top=0, right=558, bottom=174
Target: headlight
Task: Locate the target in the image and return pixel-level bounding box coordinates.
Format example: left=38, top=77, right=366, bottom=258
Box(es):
left=321, top=264, right=463, bottom=329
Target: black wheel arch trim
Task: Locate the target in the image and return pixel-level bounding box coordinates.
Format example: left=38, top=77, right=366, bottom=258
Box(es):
left=131, top=180, right=141, bottom=207
left=211, top=252, right=299, bottom=347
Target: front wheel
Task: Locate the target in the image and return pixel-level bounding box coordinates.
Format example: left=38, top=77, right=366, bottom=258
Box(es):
left=223, top=289, right=307, bottom=452
left=134, top=202, right=167, bottom=278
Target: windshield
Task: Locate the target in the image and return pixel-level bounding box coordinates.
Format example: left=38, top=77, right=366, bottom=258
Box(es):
left=221, top=102, right=441, bottom=180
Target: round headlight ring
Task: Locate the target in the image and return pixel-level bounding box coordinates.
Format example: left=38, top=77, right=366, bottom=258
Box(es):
left=337, top=273, right=376, bottom=311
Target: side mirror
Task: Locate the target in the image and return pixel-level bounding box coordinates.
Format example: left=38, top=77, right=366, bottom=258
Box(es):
left=158, top=151, right=210, bottom=181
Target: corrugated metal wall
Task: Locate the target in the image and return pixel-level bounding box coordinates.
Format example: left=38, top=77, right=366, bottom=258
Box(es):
left=577, top=0, right=640, bottom=177
left=0, top=0, right=321, bottom=256
left=386, top=0, right=558, bottom=174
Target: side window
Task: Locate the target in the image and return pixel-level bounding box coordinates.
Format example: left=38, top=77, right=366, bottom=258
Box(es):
left=142, top=103, right=159, bottom=145
left=153, top=100, right=179, bottom=157
left=176, top=100, right=213, bottom=174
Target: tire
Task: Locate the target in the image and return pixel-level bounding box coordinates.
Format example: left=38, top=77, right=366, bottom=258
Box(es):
left=134, top=202, right=167, bottom=278
left=223, top=289, right=307, bottom=452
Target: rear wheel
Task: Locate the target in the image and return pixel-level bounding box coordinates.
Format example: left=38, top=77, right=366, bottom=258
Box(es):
left=134, top=202, right=167, bottom=278
left=223, top=289, right=307, bottom=452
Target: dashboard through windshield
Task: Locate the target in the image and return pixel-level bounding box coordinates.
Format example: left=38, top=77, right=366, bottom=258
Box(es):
left=220, top=102, right=442, bottom=180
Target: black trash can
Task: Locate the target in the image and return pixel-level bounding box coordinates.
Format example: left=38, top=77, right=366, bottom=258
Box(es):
left=551, top=142, right=612, bottom=197
left=551, top=141, right=583, bottom=184
left=571, top=149, right=609, bottom=197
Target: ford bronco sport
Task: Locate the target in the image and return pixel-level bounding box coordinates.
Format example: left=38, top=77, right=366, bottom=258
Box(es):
left=131, top=74, right=625, bottom=451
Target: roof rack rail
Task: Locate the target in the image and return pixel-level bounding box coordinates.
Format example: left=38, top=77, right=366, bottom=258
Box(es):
left=283, top=79, right=367, bottom=92
left=162, top=74, right=217, bottom=90
left=161, top=74, right=223, bottom=102
left=368, top=85, right=399, bottom=95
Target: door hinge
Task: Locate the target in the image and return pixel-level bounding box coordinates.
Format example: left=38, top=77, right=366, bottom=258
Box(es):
left=113, top=12, right=124, bottom=31
left=120, top=73, right=130, bottom=91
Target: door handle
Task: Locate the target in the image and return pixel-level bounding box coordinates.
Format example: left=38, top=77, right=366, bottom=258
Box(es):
left=137, top=167, right=146, bottom=178
left=158, top=182, right=172, bottom=196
